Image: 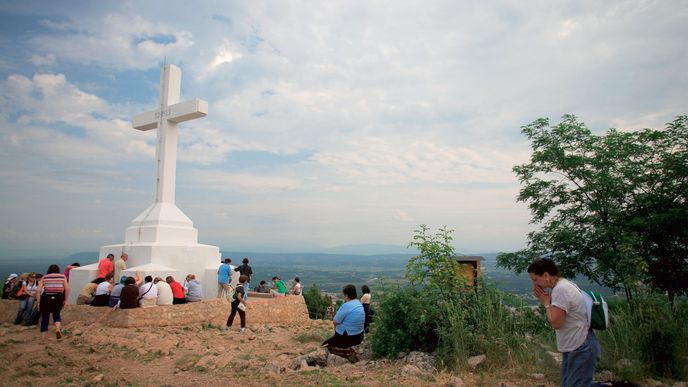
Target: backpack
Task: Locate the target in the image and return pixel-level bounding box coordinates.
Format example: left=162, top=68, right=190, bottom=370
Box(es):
left=580, top=290, right=609, bottom=330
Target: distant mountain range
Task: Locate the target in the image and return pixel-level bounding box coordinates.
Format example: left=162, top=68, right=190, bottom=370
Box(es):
left=0, top=248, right=618, bottom=298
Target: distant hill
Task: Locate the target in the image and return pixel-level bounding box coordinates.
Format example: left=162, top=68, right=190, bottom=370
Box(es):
left=0, top=249, right=618, bottom=299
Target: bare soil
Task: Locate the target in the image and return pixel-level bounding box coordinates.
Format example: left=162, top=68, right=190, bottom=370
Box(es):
left=0, top=319, right=557, bottom=386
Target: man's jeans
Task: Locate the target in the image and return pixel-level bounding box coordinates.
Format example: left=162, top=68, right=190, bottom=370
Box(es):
left=561, top=330, right=601, bottom=387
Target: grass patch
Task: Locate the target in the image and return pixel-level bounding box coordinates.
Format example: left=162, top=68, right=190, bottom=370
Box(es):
left=238, top=353, right=253, bottom=361
left=141, top=349, right=165, bottom=362
left=294, top=329, right=330, bottom=344
left=200, top=322, right=222, bottom=331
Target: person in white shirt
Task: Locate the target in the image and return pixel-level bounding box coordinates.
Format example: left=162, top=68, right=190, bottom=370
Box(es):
left=91, top=273, right=113, bottom=307
left=291, top=277, right=302, bottom=295
left=154, top=277, right=173, bottom=305
left=138, top=276, right=158, bottom=308
left=528, top=258, right=600, bottom=387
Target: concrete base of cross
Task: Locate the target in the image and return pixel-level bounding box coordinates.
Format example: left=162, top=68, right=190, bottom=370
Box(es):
left=67, top=243, right=220, bottom=304
left=66, top=203, right=221, bottom=304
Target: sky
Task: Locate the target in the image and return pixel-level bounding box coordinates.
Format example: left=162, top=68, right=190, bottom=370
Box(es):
left=0, top=1, right=686, bottom=256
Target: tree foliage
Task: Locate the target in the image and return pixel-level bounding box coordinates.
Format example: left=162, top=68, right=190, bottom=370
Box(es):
left=406, top=225, right=464, bottom=296
left=498, top=114, right=688, bottom=301
left=303, top=283, right=332, bottom=319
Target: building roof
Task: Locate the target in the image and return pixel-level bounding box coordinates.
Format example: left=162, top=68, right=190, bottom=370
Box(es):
left=451, top=255, right=485, bottom=262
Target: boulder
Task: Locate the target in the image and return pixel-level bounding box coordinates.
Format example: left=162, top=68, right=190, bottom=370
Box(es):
left=401, top=364, right=429, bottom=377
left=404, top=351, right=435, bottom=373
left=327, top=353, right=350, bottom=367
left=467, top=354, right=486, bottom=369
left=290, top=348, right=329, bottom=369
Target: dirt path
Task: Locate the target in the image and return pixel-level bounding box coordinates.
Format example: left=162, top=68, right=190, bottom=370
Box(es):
left=0, top=320, right=556, bottom=386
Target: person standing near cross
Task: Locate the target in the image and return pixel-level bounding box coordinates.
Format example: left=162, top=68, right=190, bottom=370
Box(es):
left=114, top=253, right=128, bottom=283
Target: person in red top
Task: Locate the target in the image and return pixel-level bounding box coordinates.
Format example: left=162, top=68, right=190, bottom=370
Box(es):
left=98, top=254, right=115, bottom=278
left=166, top=276, right=187, bottom=304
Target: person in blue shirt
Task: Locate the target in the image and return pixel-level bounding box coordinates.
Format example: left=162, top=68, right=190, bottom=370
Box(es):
left=322, top=284, right=365, bottom=348
left=217, top=258, right=233, bottom=300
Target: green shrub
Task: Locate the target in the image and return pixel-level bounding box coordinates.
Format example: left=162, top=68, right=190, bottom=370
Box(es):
left=434, top=284, right=551, bottom=372
left=370, top=285, right=440, bottom=357
left=597, top=295, right=688, bottom=380
left=371, top=281, right=551, bottom=372
left=303, top=283, right=333, bottom=319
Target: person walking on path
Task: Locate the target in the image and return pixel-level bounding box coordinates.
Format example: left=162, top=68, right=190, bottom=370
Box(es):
left=114, top=253, right=128, bottom=283
left=36, top=264, right=70, bottom=340
left=225, top=275, right=248, bottom=332
left=217, top=258, right=233, bottom=300
left=528, top=258, right=601, bottom=387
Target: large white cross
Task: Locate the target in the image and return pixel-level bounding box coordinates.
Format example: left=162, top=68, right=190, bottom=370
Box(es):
left=133, top=64, right=208, bottom=204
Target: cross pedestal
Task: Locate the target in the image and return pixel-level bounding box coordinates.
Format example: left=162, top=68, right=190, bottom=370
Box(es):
left=68, top=65, right=221, bottom=304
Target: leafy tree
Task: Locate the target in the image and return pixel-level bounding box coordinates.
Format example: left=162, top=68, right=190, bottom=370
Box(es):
left=406, top=225, right=464, bottom=296
left=498, top=115, right=688, bottom=302
left=303, top=283, right=333, bottom=319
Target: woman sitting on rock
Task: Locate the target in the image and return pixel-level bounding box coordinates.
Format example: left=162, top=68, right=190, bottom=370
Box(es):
left=91, top=273, right=113, bottom=307
left=270, top=276, right=286, bottom=297
left=109, top=275, right=127, bottom=307
left=322, top=284, right=365, bottom=349
left=14, top=272, right=38, bottom=325
left=76, top=277, right=105, bottom=305
left=119, top=273, right=142, bottom=309
left=360, top=284, right=372, bottom=332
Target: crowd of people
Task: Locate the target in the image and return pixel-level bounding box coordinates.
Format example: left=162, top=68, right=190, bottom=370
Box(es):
left=1, top=254, right=312, bottom=337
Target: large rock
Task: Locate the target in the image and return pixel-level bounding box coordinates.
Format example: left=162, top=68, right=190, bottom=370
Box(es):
left=327, top=353, right=350, bottom=367
left=290, top=348, right=329, bottom=369
left=467, top=354, right=486, bottom=369
left=401, top=364, right=429, bottom=377
left=404, top=351, right=435, bottom=373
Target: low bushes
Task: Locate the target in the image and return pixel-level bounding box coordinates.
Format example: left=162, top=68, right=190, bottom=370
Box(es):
left=371, top=282, right=551, bottom=372
left=598, top=295, right=688, bottom=380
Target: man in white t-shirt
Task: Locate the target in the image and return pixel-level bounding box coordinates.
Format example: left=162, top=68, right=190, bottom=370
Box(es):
left=154, top=277, right=173, bottom=305
left=138, top=276, right=158, bottom=308
left=528, top=258, right=600, bottom=387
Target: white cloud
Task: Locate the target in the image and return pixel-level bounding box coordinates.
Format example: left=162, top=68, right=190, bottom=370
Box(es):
left=30, top=53, right=56, bottom=66
left=30, top=14, right=194, bottom=70
left=207, top=40, right=244, bottom=72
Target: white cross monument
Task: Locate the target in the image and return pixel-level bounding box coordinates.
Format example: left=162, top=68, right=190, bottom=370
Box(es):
left=68, top=64, right=221, bottom=303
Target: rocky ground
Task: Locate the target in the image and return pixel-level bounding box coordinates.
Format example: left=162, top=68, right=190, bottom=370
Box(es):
left=0, top=319, right=641, bottom=387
